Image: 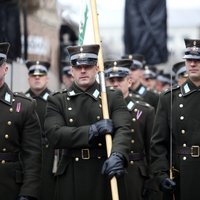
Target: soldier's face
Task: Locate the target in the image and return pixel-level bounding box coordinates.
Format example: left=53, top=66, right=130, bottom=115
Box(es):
left=0, top=62, right=8, bottom=87
left=28, top=75, right=48, bottom=93
left=107, top=76, right=132, bottom=98
left=186, top=59, right=200, bottom=84
left=71, top=65, right=98, bottom=91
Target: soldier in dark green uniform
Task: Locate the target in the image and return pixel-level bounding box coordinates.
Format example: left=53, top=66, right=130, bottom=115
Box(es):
left=150, top=38, right=200, bottom=200
left=123, top=54, right=159, bottom=110
left=104, top=59, right=161, bottom=200
left=0, top=43, right=41, bottom=200
left=44, top=44, right=131, bottom=200
left=25, top=61, right=54, bottom=200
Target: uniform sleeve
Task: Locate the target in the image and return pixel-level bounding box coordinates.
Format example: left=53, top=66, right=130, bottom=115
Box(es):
left=150, top=93, right=170, bottom=182
left=44, top=95, right=89, bottom=149
left=109, top=90, right=132, bottom=162
left=19, top=100, right=42, bottom=199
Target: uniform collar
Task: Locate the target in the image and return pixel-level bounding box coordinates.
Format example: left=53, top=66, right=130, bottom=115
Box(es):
left=180, top=79, right=200, bottom=96
left=125, top=95, right=136, bottom=111
left=0, top=83, right=13, bottom=105
left=135, top=83, right=147, bottom=96
left=26, top=88, right=51, bottom=100
left=67, top=81, right=100, bottom=100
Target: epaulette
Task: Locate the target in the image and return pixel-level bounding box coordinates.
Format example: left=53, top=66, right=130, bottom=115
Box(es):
left=135, top=100, right=151, bottom=108
left=51, top=89, right=68, bottom=96
left=14, top=92, right=33, bottom=101
left=163, top=84, right=180, bottom=95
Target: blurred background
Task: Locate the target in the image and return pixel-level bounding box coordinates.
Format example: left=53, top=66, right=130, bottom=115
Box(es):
left=2, top=0, right=200, bottom=92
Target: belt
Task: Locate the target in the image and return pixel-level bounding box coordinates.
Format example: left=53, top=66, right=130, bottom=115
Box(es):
left=0, top=152, right=19, bottom=162
left=63, top=148, right=107, bottom=160
left=177, top=146, right=200, bottom=157
left=129, top=152, right=145, bottom=161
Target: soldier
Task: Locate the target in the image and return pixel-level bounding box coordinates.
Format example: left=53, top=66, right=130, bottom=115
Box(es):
left=150, top=38, right=200, bottom=200
left=25, top=61, right=54, bottom=200
left=104, top=59, right=159, bottom=200
left=0, top=43, right=41, bottom=199
left=123, top=54, right=159, bottom=110
left=61, top=60, right=73, bottom=89
left=172, top=61, right=188, bottom=86
left=44, top=44, right=131, bottom=200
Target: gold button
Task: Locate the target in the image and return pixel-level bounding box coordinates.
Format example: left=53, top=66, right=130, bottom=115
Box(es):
left=130, top=161, right=134, bottom=165
left=97, top=116, right=100, bottom=120
left=181, top=130, right=186, bottom=134
left=9, top=108, right=13, bottom=112
left=2, top=148, right=6, bottom=152
left=75, top=157, right=79, bottom=161
left=98, top=156, right=101, bottom=159
left=134, top=109, right=138, bottom=112
left=131, top=129, right=134, bottom=133
left=130, top=150, right=134, bottom=154
left=183, top=143, right=187, bottom=147
left=132, top=118, right=136, bottom=122
left=7, top=121, right=12, bottom=125
left=180, top=116, right=184, bottom=120
left=99, top=104, right=102, bottom=108
left=179, top=104, right=183, bottom=108
left=179, top=94, right=182, bottom=97
left=12, top=99, right=15, bottom=102
left=5, top=134, right=9, bottom=139
left=1, top=160, right=5, bottom=164
left=98, top=143, right=102, bottom=147
left=131, top=139, right=135, bottom=144
left=69, top=118, right=73, bottom=123
left=183, top=156, right=187, bottom=160
left=67, top=97, right=70, bottom=100
left=68, top=107, right=72, bottom=110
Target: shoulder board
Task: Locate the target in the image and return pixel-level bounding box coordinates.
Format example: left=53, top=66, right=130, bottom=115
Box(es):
left=135, top=100, right=151, bottom=108
left=163, top=85, right=180, bottom=95
left=51, top=89, right=68, bottom=96
left=14, top=92, right=33, bottom=101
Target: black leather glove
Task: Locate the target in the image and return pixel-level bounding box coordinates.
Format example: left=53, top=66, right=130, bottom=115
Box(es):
left=160, top=178, right=176, bottom=193
left=89, top=119, right=113, bottom=143
left=101, top=152, right=125, bottom=179
left=18, top=196, right=36, bottom=200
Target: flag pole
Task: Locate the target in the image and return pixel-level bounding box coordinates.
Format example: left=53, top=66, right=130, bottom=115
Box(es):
left=90, top=1, right=119, bottom=200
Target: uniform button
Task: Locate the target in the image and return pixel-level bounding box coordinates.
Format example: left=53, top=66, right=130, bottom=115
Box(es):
left=132, top=118, right=136, bottom=122
left=130, top=161, right=134, bottom=165
left=131, top=140, right=135, bottom=144
left=131, top=129, right=134, bottom=133
left=75, top=157, right=79, bottom=161
left=68, top=107, right=72, bottom=110
left=9, top=108, right=13, bottom=112
left=99, top=104, right=102, bottom=108
left=2, top=148, right=6, bottom=152
left=134, top=109, right=138, bottom=112
left=69, top=118, right=73, bottom=123
left=98, top=143, right=102, bottom=147
left=183, top=156, right=187, bottom=160
left=181, top=130, right=186, bottom=134
left=97, top=116, right=100, bottom=120
left=130, top=151, right=134, bottom=154
left=183, top=143, right=187, bottom=147
left=7, top=121, right=12, bottom=125
left=179, top=94, right=182, bottom=97
left=12, top=99, right=15, bottom=102
left=5, top=134, right=9, bottom=139
left=179, top=104, right=183, bottom=108
left=180, top=116, right=184, bottom=120
left=97, top=156, right=101, bottom=159
left=67, top=97, right=70, bottom=100
left=1, top=160, right=5, bottom=164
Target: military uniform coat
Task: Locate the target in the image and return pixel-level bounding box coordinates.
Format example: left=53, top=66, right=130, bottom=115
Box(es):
left=125, top=94, right=155, bottom=200
left=26, top=88, right=55, bottom=200
left=151, top=79, right=200, bottom=200
left=44, top=81, right=131, bottom=200
left=133, top=83, right=159, bottom=110
left=0, top=83, right=41, bottom=200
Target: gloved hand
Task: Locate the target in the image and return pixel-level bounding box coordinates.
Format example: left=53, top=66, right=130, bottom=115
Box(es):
left=89, top=119, right=113, bottom=143
left=160, top=177, right=176, bottom=193
left=101, top=152, right=126, bottom=179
